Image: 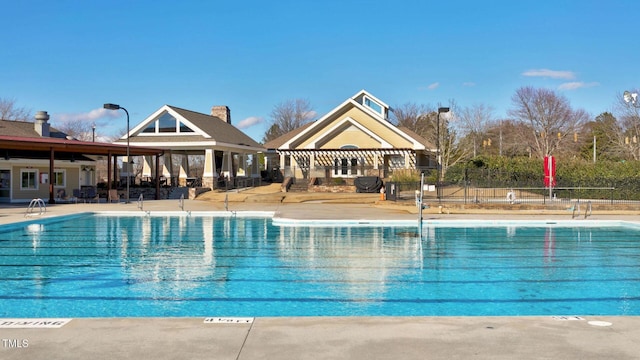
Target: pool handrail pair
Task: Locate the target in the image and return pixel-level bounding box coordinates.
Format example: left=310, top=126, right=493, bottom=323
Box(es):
left=571, top=200, right=592, bottom=219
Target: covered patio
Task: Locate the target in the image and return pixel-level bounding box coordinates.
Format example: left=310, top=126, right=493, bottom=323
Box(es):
left=0, top=135, right=164, bottom=203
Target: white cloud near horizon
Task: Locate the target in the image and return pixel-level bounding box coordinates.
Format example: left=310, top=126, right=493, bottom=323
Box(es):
left=236, top=116, right=264, bottom=129
left=55, top=108, right=121, bottom=123
left=418, top=82, right=440, bottom=91
left=522, top=69, right=576, bottom=80
left=558, top=81, right=599, bottom=90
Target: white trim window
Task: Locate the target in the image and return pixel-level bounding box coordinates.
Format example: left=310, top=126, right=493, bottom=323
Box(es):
left=334, top=146, right=363, bottom=177
left=53, top=169, right=66, bottom=187
left=363, top=95, right=383, bottom=116
left=388, top=155, right=405, bottom=169
left=141, top=112, right=196, bottom=135
left=20, top=169, right=38, bottom=190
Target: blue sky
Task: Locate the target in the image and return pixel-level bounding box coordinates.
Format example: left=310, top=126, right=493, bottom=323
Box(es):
left=1, top=0, right=638, bottom=142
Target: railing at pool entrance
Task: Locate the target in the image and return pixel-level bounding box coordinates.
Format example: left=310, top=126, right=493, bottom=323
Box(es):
left=25, top=198, right=46, bottom=217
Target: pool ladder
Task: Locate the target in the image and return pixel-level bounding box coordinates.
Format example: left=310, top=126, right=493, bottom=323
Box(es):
left=26, top=198, right=46, bottom=217
left=571, top=200, right=592, bottom=219
left=137, top=194, right=144, bottom=211
left=179, top=193, right=184, bottom=211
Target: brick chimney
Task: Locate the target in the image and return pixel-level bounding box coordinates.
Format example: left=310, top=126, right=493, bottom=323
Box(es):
left=211, top=106, right=231, bottom=124
left=34, top=111, right=50, bottom=137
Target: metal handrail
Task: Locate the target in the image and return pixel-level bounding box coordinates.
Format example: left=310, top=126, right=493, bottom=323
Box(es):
left=571, top=201, right=580, bottom=219
left=584, top=200, right=592, bottom=219
left=26, top=198, right=46, bottom=217
left=137, top=194, right=144, bottom=211
left=179, top=193, right=184, bottom=211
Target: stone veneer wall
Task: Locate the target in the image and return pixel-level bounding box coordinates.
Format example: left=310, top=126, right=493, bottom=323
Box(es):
left=308, top=185, right=356, bottom=193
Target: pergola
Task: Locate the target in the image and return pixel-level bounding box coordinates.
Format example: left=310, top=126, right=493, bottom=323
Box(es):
left=0, top=135, right=165, bottom=203
left=277, top=148, right=421, bottom=174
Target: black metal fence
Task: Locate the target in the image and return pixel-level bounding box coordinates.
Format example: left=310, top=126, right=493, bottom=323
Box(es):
left=385, top=182, right=630, bottom=205
left=386, top=164, right=639, bottom=205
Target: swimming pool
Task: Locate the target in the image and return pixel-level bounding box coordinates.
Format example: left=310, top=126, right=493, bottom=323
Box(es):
left=1, top=213, right=639, bottom=317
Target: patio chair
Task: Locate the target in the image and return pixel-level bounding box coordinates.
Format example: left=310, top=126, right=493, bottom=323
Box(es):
left=55, top=189, right=76, bottom=203
left=84, top=187, right=99, bottom=203
left=73, top=189, right=84, bottom=203
left=108, top=189, right=120, bottom=203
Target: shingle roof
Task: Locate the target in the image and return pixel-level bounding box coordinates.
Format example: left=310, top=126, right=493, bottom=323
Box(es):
left=263, top=121, right=316, bottom=149
left=0, top=119, right=68, bottom=139
left=116, top=105, right=264, bottom=151
left=397, top=126, right=435, bottom=149
left=168, top=106, right=262, bottom=148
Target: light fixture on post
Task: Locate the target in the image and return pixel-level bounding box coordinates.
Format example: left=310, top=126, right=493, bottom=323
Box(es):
left=436, top=107, right=450, bottom=203
left=624, top=91, right=639, bottom=107
left=92, top=123, right=96, bottom=142
left=103, top=103, right=130, bottom=203
left=624, top=91, right=640, bottom=160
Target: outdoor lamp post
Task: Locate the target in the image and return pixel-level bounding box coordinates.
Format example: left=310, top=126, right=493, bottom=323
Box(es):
left=103, top=103, right=130, bottom=203
left=623, top=91, right=640, bottom=159
left=92, top=123, right=96, bottom=142
left=624, top=90, right=639, bottom=107
left=436, top=107, right=450, bottom=202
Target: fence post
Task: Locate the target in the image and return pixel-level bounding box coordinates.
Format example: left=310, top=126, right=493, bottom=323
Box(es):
left=610, top=185, right=614, bottom=205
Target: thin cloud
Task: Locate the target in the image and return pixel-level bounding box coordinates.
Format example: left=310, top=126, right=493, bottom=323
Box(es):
left=55, top=108, right=121, bottom=122
left=522, top=69, right=576, bottom=80
left=462, top=82, right=476, bottom=87
left=418, top=82, right=440, bottom=91
left=236, top=116, right=264, bottom=129
left=558, top=82, right=599, bottom=90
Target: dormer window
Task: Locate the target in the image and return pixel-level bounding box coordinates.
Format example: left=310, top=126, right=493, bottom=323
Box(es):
left=141, top=112, right=195, bottom=134
left=363, top=95, right=383, bottom=116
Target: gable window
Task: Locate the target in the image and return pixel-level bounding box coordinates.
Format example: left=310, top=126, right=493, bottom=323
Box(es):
left=363, top=95, right=383, bottom=116
left=179, top=121, right=195, bottom=133
left=141, top=111, right=197, bottom=134
left=53, top=169, right=65, bottom=187
left=142, top=122, right=156, bottom=133
left=21, top=169, right=38, bottom=190
left=158, top=112, right=177, bottom=133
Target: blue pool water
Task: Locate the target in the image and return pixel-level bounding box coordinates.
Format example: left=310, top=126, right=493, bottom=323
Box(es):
left=1, top=214, right=640, bottom=317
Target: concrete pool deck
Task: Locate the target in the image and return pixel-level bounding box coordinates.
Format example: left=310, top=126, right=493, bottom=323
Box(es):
left=1, top=197, right=640, bottom=359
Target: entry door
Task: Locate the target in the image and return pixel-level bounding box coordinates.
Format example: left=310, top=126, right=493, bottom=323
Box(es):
left=0, top=170, right=10, bottom=202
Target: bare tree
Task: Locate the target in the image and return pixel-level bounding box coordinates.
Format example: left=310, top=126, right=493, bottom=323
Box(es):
left=391, top=102, right=433, bottom=138
left=508, top=87, right=589, bottom=159
left=392, top=101, right=469, bottom=180
left=0, top=97, right=32, bottom=121
left=457, top=103, right=494, bottom=157
left=55, top=119, right=96, bottom=141
left=262, top=99, right=315, bottom=143
left=613, top=90, right=640, bottom=160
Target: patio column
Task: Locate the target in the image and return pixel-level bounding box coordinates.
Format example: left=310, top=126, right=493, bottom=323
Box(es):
left=203, top=148, right=216, bottom=188
left=165, top=152, right=173, bottom=186
left=251, top=153, right=260, bottom=178
left=142, top=155, right=153, bottom=180
left=179, top=154, right=189, bottom=187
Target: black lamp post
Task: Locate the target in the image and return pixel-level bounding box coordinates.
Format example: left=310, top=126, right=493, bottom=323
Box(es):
left=436, top=107, right=450, bottom=202
left=92, top=123, right=96, bottom=142
left=624, top=91, right=639, bottom=108
left=103, top=103, right=130, bottom=203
